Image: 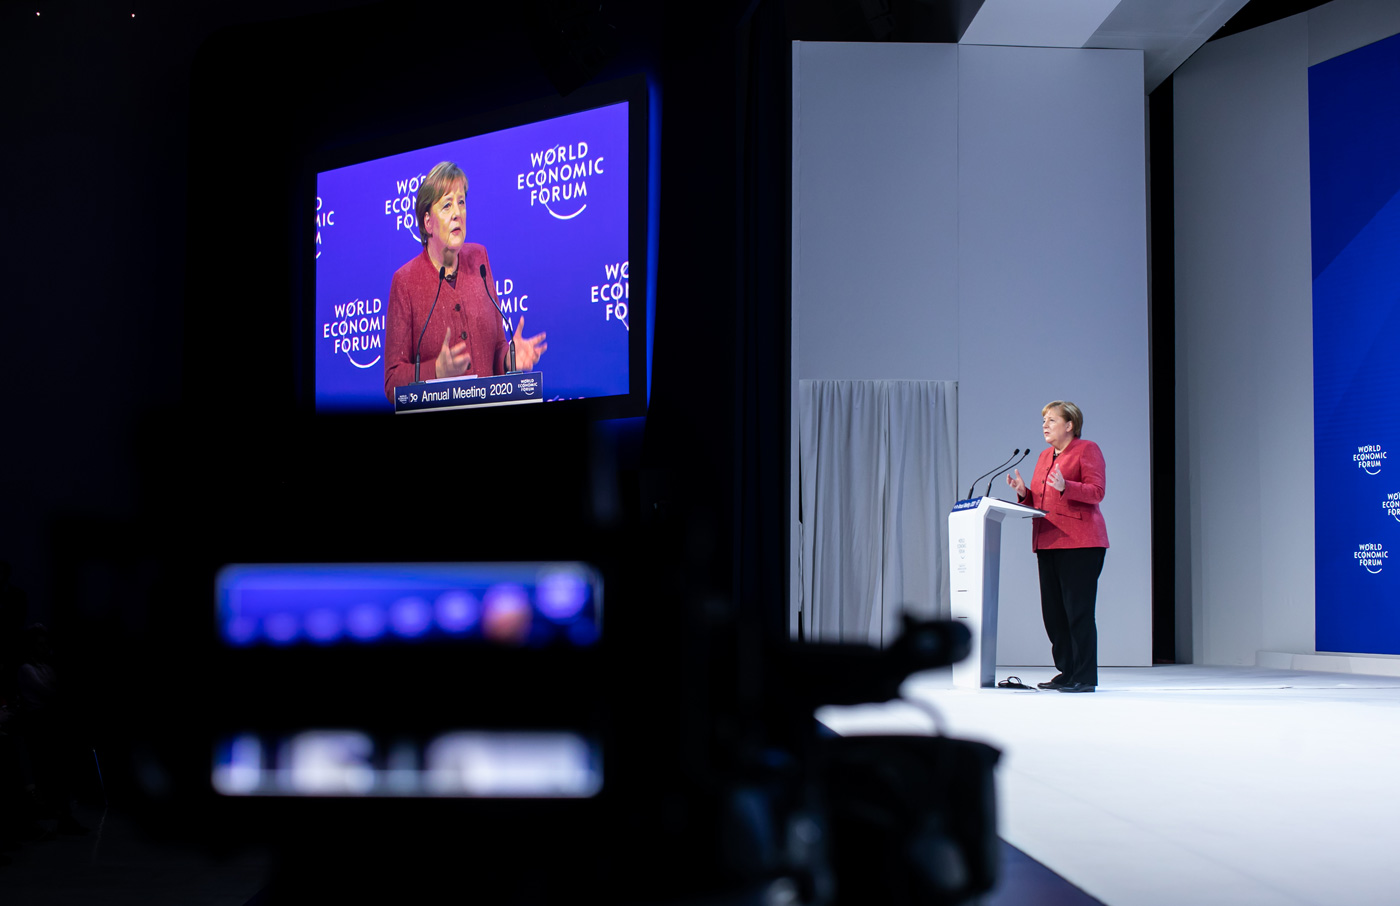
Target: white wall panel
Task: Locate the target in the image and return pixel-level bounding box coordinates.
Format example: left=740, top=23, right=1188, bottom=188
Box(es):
left=1174, top=18, right=1310, bottom=665
left=958, top=45, right=1151, bottom=667
left=1309, top=0, right=1400, bottom=65
left=792, top=42, right=961, bottom=635
left=793, top=42, right=961, bottom=383
left=793, top=41, right=1152, bottom=667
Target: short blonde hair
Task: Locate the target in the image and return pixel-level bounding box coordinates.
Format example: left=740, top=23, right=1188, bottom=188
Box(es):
left=1042, top=400, right=1083, bottom=438
left=416, top=161, right=468, bottom=247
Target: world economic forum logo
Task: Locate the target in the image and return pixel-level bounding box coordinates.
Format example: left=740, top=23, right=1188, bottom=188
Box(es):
left=1355, top=444, right=1386, bottom=475
left=494, top=276, right=529, bottom=318
left=315, top=196, right=335, bottom=259
left=322, top=297, right=384, bottom=369
left=517, top=141, right=605, bottom=221
left=590, top=260, right=629, bottom=330
left=386, top=171, right=428, bottom=245
left=1355, top=542, right=1387, bottom=574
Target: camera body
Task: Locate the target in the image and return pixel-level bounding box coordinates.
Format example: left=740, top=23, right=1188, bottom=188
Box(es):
left=121, top=409, right=996, bottom=905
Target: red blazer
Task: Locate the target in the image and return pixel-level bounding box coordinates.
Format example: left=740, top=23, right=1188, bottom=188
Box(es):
left=1017, top=438, right=1109, bottom=551
left=383, top=245, right=506, bottom=402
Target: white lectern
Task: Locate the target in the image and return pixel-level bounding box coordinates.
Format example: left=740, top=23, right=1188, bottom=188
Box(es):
left=948, top=496, right=1046, bottom=689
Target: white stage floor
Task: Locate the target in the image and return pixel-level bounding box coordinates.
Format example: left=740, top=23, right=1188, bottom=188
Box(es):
left=817, top=665, right=1400, bottom=906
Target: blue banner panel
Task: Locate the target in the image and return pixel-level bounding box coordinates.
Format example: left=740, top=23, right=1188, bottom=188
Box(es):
left=314, top=102, right=630, bottom=412
left=1311, top=33, right=1400, bottom=655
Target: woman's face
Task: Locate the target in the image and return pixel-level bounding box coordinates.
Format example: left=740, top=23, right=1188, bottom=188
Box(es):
left=1042, top=408, right=1075, bottom=449
left=425, top=180, right=466, bottom=254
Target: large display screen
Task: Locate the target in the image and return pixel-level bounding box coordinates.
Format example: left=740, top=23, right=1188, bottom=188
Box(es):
left=312, top=90, right=642, bottom=414
left=1310, top=31, right=1400, bottom=655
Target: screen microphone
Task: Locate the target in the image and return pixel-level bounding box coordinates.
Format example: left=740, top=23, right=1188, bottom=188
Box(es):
left=966, top=449, right=1021, bottom=500
left=414, top=266, right=447, bottom=383
left=480, top=264, right=516, bottom=374
left=986, top=447, right=1033, bottom=498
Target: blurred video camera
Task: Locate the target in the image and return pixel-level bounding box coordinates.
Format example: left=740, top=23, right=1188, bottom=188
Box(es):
left=120, top=415, right=999, bottom=905
left=125, top=556, right=997, bottom=905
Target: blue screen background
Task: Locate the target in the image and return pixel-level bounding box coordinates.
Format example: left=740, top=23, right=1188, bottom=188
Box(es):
left=314, top=102, right=631, bottom=411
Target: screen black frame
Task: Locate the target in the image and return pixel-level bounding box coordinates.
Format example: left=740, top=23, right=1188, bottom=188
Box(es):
left=299, top=74, right=651, bottom=422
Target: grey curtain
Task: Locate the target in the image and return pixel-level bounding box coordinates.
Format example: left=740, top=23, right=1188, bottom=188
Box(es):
left=798, top=380, right=958, bottom=646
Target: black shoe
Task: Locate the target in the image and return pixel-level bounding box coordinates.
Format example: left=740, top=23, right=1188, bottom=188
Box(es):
left=1058, top=682, right=1096, bottom=693
left=1037, top=679, right=1067, bottom=690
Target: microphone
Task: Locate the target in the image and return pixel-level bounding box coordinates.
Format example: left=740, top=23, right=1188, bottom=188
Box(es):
left=967, top=449, right=1021, bottom=499
left=480, top=264, right=516, bottom=374
left=414, top=265, right=447, bottom=383
left=986, top=447, right=1032, bottom=498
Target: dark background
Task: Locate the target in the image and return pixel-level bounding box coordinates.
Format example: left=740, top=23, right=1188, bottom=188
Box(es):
left=0, top=0, right=1002, bottom=651
left=0, top=0, right=996, bottom=751
left=0, top=0, right=766, bottom=641
left=0, top=0, right=1330, bottom=678
left=0, top=2, right=803, bottom=892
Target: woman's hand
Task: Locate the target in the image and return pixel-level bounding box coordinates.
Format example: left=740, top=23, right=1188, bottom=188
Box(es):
left=435, top=326, right=473, bottom=377
left=1048, top=465, right=1066, bottom=492
left=510, top=316, right=548, bottom=370
left=1007, top=469, right=1027, bottom=497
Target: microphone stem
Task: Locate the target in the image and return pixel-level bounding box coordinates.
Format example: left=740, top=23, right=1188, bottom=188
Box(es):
left=968, top=450, right=1019, bottom=499
left=986, top=450, right=1032, bottom=498
left=415, top=266, right=447, bottom=383
left=480, top=264, right=515, bottom=374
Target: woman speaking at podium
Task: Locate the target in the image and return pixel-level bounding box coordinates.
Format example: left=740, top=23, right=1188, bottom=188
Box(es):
left=383, top=161, right=547, bottom=402
left=1006, top=401, right=1108, bottom=693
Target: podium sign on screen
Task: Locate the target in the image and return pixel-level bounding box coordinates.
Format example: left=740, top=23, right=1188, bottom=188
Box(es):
left=393, top=372, right=544, bottom=415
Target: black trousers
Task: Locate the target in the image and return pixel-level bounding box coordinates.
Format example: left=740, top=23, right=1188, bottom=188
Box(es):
left=1036, top=547, right=1106, bottom=686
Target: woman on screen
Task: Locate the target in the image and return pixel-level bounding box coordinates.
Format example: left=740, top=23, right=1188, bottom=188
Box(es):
left=383, top=161, right=547, bottom=402
left=1006, top=400, right=1109, bottom=693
